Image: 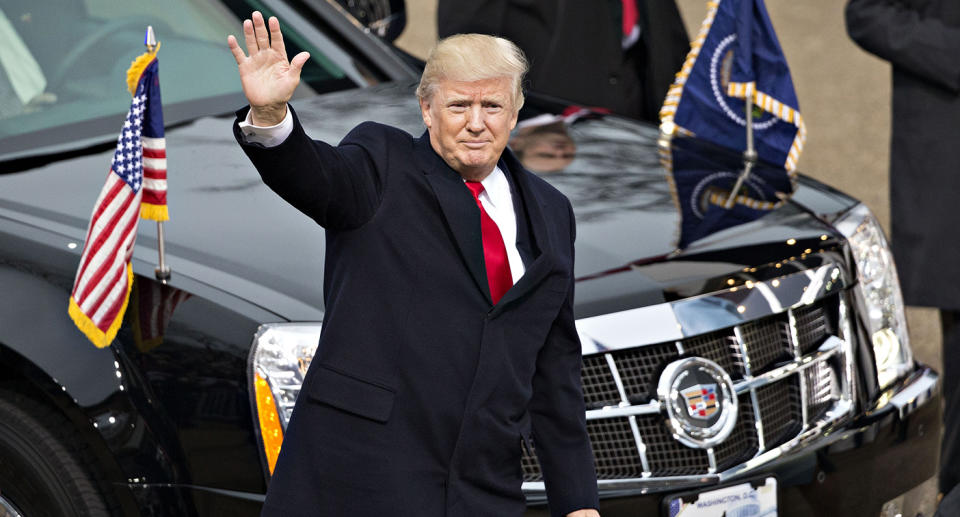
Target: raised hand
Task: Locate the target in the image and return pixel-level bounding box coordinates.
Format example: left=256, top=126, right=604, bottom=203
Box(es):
left=228, top=11, right=310, bottom=126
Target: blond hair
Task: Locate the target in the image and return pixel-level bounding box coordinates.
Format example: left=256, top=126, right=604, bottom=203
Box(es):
left=416, top=33, right=528, bottom=111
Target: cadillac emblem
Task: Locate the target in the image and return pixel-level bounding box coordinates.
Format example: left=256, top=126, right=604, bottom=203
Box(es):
left=658, top=357, right=738, bottom=449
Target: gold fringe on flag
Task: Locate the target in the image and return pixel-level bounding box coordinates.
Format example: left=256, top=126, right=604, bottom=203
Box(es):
left=67, top=263, right=134, bottom=348
left=140, top=203, right=169, bottom=221
left=126, top=43, right=160, bottom=96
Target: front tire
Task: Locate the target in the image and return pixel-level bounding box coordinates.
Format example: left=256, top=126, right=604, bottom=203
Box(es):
left=0, top=391, right=109, bottom=517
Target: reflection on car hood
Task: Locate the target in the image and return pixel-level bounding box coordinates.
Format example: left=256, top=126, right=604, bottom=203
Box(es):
left=0, top=83, right=859, bottom=321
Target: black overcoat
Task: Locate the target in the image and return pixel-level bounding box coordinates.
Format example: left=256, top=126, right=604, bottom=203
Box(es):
left=233, top=106, right=598, bottom=516
left=846, top=0, right=960, bottom=309
left=437, top=0, right=689, bottom=122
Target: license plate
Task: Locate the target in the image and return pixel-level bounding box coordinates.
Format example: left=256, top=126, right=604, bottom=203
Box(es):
left=665, top=477, right=778, bottom=517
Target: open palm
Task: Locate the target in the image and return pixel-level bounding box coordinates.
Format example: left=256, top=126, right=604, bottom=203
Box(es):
left=228, top=12, right=310, bottom=125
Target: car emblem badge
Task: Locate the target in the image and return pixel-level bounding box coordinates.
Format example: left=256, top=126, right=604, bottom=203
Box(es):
left=658, top=357, right=738, bottom=449
left=681, top=383, right=718, bottom=420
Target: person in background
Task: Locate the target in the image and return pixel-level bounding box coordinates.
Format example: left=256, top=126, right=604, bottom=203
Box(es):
left=438, top=0, right=689, bottom=123
left=845, top=0, right=960, bottom=510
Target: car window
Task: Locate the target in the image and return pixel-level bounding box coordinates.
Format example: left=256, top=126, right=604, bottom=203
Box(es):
left=0, top=0, right=353, bottom=159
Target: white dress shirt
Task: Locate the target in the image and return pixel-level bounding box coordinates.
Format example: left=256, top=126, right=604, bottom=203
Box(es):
left=238, top=106, right=526, bottom=284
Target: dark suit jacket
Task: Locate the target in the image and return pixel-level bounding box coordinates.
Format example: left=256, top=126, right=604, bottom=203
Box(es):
left=846, top=0, right=960, bottom=310
left=234, top=106, right=598, bottom=516
left=438, top=0, right=689, bottom=122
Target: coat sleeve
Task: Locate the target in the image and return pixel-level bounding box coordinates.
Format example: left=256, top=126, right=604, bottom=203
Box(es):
left=845, top=0, right=960, bottom=93
left=528, top=201, right=599, bottom=517
left=232, top=105, right=390, bottom=230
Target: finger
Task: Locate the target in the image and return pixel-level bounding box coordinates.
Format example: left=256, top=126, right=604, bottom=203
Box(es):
left=252, top=11, right=270, bottom=52
left=242, top=19, right=258, bottom=56
left=290, top=52, right=311, bottom=74
left=227, top=35, right=246, bottom=65
left=268, top=16, right=287, bottom=60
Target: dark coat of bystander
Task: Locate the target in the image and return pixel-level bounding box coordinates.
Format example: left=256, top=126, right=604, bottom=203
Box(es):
left=846, top=0, right=960, bottom=499
left=438, top=0, right=689, bottom=122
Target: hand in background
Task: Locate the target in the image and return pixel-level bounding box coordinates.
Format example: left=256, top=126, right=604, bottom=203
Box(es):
left=227, top=11, right=310, bottom=126
left=567, top=510, right=600, bottom=517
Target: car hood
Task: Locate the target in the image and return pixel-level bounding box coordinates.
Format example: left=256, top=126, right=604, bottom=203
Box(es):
left=0, top=83, right=859, bottom=321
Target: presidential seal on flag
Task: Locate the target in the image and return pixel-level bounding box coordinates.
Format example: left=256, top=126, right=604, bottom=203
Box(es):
left=659, top=0, right=806, bottom=172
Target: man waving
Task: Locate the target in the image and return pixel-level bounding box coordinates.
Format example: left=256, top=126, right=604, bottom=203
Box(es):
left=229, top=12, right=599, bottom=517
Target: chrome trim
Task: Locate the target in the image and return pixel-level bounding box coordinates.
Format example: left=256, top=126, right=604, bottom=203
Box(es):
left=718, top=398, right=855, bottom=482
left=887, top=369, right=939, bottom=420
left=628, top=415, right=653, bottom=476
left=733, top=336, right=843, bottom=393
left=578, top=337, right=851, bottom=481
left=732, top=326, right=751, bottom=376
left=585, top=336, right=843, bottom=419
left=750, top=389, right=766, bottom=453
left=604, top=353, right=629, bottom=405
left=577, top=262, right=848, bottom=354
left=525, top=279, right=878, bottom=498
left=524, top=474, right=721, bottom=495
left=586, top=402, right=661, bottom=420
left=658, top=358, right=739, bottom=449
left=706, top=447, right=717, bottom=474
left=787, top=310, right=810, bottom=428
left=605, top=353, right=653, bottom=474
left=675, top=340, right=685, bottom=355
left=525, top=399, right=862, bottom=496
left=0, top=493, right=23, bottom=517
left=838, top=296, right=858, bottom=409
left=733, top=325, right=766, bottom=453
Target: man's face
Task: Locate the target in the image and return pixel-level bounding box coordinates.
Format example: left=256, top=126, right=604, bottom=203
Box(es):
left=510, top=122, right=577, bottom=173
left=420, top=76, right=519, bottom=181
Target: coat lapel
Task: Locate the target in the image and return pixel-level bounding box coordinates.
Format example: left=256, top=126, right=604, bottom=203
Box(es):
left=492, top=150, right=556, bottom=312
left=415, top=133, right=492, bottom=302
left=415, top=132, right=558, bottom=309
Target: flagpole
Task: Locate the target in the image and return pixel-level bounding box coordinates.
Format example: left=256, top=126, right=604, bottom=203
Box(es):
left=144, top=25, right=171, bottom=283
left=724, top=92, right=758, bottom=209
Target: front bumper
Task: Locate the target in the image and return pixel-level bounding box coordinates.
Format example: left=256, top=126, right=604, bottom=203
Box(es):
left=525, top=366, right=940, bottom=517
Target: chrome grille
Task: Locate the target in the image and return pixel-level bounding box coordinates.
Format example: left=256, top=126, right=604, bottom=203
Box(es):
left=635, top=414, right=709, bottom=476
left=682, top=331, right=745, bottom=380
left=794, top=299, right=834, bottom=354
left=521, top=292, right=851, bottom=483
left=581, top=354, right=621, bottom=409
left=714, top=398, right=760, bottom=471
left=612, top=342, right=679, bottom=404
left=755, top=376, right=803, bottom=448
left=739, top=315, right=792, bottom=372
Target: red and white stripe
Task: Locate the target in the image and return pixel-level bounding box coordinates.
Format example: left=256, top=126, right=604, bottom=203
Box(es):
left=70, top=172, right=142, bottom=334
left=141, top=136, right=167, bottom=208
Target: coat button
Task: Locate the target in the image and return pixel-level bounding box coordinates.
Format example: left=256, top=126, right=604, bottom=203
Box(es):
left=609, top=75, right=619, bottom=85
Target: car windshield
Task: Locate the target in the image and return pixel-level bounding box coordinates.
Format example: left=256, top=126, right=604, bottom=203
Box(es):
left=0, top=0, right=353, bottom=160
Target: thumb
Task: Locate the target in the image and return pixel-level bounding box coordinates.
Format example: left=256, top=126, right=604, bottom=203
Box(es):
left=290, top=52, right=310, bottom=73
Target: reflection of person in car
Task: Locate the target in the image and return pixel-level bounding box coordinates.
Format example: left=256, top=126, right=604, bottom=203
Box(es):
left=510, top=120, right=576, bottom=174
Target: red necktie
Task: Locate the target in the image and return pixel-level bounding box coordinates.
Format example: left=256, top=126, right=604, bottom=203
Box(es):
left=465, top=181, right=514, bottom=304
left=621, top=0, right=638, bottom=38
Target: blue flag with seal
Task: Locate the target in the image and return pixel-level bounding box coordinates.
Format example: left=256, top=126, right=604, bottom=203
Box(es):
left=659, top=133, right=794, bottom=249
left=659, top=0, right=806, bottom=172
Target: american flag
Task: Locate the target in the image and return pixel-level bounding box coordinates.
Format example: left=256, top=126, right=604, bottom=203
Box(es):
left=68, top=52, right=167, bottom=348
left=131, top=276, right=190, bottom=352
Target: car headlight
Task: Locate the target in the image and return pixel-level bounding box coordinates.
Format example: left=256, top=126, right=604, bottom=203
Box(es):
left=248, top=323, right=322, bottom=474
left=835, top=204, right=912, bottom=390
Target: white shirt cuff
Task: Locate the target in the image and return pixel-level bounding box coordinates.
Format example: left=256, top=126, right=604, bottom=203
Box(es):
left=238, top=105, right=294, bottom=147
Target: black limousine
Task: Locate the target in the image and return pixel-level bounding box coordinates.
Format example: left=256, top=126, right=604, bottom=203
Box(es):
left=0, top=0, right=939, bottom=516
